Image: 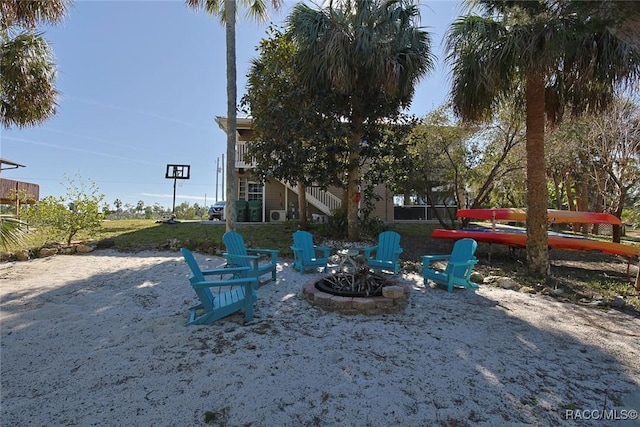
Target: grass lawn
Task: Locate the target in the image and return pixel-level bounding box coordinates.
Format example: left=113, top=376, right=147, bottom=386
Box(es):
left=4, top=218, right=640, bottom=313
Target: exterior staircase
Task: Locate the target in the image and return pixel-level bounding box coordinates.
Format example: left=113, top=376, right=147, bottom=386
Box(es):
left=236, top=141, right=342, bottom=215
left=283, top=182, right=342, bottom=215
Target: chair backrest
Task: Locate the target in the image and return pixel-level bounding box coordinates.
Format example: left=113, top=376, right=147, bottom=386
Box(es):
left=223, top=231, right=250, bottom=267
left=292, top=230, right=315, bottom=261
left=446, top=238, right=478, bottom=277
left=181, top=247, right=205, bottom=282
left=180, top=248, right=214, bottom=309
left=376, top=231, right=401, bottom=261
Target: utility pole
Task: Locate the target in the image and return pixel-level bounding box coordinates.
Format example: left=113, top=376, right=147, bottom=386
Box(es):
left=221, top=153, right=225, bottom=201
left=215, top=157, right=220, bottom=202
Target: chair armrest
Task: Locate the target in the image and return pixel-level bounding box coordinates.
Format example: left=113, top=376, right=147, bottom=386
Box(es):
left=315, top=245, right=331, bottom=257
left=448, top=259, right=478, bottom=268
left=363, top=245, right=378, bottom=259
left=246, top=248, right=280, bottom=263
left=223, top=253, right=260, bottom=269
left=421, top=254, right=450, bottom=265
left=191, top=276, right=258, bottom=289
left=201, top=266, right=251, bottom=277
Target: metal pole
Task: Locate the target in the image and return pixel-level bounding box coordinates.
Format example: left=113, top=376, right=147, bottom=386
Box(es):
left=172, top=177, right=177, bottom=214
left=215, top=157, right=219, bottom=202
left=221, top=153, right=225, bottom=201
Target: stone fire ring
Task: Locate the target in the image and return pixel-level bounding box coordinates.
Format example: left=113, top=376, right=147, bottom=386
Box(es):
left=302, top=275, right=410, bottom=315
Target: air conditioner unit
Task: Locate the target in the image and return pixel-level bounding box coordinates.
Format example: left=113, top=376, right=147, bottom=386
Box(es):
left=270, top=210, right=287, bottom=222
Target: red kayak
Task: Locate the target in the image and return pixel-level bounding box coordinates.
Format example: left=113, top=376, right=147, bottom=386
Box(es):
left=432, top=228, right=640, bottom=258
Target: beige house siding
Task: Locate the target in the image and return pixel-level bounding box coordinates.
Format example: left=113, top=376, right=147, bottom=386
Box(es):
left=214, top=116, right=396, bottom=222
left=368, top=184, right=393, bottom=221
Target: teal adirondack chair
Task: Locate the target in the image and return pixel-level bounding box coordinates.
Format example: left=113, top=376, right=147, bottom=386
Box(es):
left=363, top=231, right=403, bottom=275
left=180, top=248, right=258, bottom=325
left=222, top=231, right=279, bottom=285
left=291, top=230, right=331, bottom=274
left=422, top=238, right=479, bottom=293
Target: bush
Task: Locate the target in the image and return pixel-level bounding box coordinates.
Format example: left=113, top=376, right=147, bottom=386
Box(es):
left=23, top=175, right=104, bottom=245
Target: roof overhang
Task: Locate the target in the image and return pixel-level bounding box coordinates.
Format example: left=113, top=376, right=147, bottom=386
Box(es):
left=214, top=116, right=254, bottom=132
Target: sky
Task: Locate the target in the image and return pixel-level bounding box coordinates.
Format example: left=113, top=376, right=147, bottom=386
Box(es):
left=1, top=0, right=463, bottom=210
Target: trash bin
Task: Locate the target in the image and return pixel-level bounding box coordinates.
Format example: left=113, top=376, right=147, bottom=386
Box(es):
left=235, top=200, right=248, bottom=222
left=248, top=200, right=262, bottom=222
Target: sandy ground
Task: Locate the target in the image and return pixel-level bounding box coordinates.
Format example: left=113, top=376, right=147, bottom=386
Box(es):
left=1, top=249, right=639, bottom=426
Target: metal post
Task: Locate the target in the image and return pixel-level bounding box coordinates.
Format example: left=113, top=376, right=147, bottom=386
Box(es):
left=215, top=157, right=220, bottom=202
left=221, top=154, right=225, bottom=201
left=172, top=176, right=177, bottom=214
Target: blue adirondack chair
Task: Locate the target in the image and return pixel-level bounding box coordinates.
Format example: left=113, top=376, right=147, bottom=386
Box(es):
left=180, top=248, right=258, bottom=325
left=222, top=231, right=279, bottom=285
left=363, top=231, right=403, bottom=275
left=422, top=238, right=479, bottom=293
left=291, top=230, right=331, bottom=274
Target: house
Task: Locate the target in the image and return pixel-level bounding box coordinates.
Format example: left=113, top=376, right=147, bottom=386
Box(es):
left=214, top=117, right=455, bottom=223
left=214, top=116, right=396, bottom=223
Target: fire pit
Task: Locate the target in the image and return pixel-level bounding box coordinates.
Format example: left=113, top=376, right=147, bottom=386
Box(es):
left=316, top=269, right=391, bottom=297
left=302, top=268, right=410, bottom=315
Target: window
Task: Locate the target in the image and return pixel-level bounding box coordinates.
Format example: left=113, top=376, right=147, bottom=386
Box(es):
left=248, top=182, right=263, bottom=201
left=237, top=179, right=263, bottom=201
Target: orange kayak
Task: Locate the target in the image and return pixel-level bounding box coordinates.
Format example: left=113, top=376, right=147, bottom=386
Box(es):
left=456, top=208, right=622, bottom=225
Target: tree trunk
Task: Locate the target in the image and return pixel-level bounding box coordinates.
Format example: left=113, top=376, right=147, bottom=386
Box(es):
left=525, top=74, right=549, bottom=277
left=225, top=0, right=237, bottom=232
left=298, top=182, right=308, bottom=229
left=612, top=190, right=626, bottom=243
left=347, top=129, right=361, bottom=241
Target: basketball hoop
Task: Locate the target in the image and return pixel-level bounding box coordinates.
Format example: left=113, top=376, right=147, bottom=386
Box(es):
left=166, top=164, right=191, bottom=213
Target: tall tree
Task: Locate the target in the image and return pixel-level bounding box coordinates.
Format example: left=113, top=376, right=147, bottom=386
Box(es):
left=0, top=0, right=70, bottom=128
left=288, top=0, right=434, bottom=240
left=588, top=96, right=640, bottom=241
left=242, top=27, right=347, bottom=229
left=186, top=0, right=282, bottom=232
left=446, top=0, right=640, bottom=277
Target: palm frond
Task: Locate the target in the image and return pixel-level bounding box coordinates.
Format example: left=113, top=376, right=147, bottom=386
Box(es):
left=185, top=0, right=282, bottom=23
left=288, top=0, right=434, bottom=112
left=0, top=30, right=58, bottom=129
left=0, top=0, right=70, bottom=31
left=0, top=215, right=26, bottom=250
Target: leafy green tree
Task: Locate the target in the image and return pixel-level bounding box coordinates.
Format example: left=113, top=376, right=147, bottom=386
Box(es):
left=0, top=0, right=70, bottom=128
left=242, top=26, right=348, bottom=229
left=399, top=107, right=475, bottom=228
left=24, top=175, right=104, bottom=245
left=288, top=0, right=435, bottom=240
left=186, top=0, right=283, bottom=233
left=446, top=0, right=640, bottom=277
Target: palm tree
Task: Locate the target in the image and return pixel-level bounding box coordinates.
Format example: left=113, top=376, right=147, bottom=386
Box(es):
left=0, top=0, right=70, bottom=129
left=288, top=0, right=434, bottom=240
left=186, top=0, right=282, bottom=232
left=446, top=0, right=640, bottom=277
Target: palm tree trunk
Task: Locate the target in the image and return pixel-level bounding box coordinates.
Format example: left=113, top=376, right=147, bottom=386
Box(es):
left=525, top=73, right=549, bottom=277
left=347, top=130, right=361, bottom=241
left=225, top=0, right=237, bottom=232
